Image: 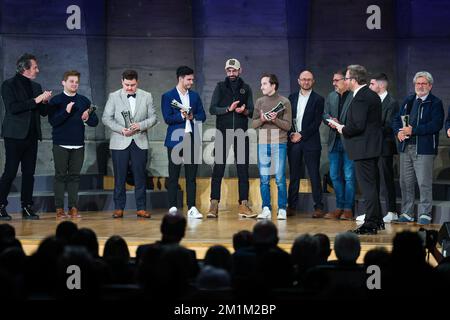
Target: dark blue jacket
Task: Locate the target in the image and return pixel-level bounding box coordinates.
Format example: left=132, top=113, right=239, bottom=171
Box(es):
left=446, top=105, right=450, bottom=134
left=392, top=93, right=444, bottom=155
left=161, top=87, right=206, bottom=148
left=48, top=92, right=98, bottom=146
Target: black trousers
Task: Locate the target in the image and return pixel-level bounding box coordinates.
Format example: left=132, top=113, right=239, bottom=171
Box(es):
left=378, top=155, right=397, bottom=213
left=167, top=134, right=198, bottom=209
left=355, top=157, right=383, bottom=228
left=52, top=145, right=85, bottom=209
left=210, top=131, right=249, bottom=202
left=287, top=142, right=323, bottom=210
left=0, top=136, right=38, bottom=206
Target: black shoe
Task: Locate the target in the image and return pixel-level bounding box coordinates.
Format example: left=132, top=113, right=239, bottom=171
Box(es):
left=377, top=222, right=385, bottom=231
left=350, top=225, right=378, bottom=235
left=0, top=205, right=12, bottom=221
left=22, top=205, right=40, bottom=220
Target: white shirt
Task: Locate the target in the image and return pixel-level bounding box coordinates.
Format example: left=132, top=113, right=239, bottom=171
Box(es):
left=379, top=91, right=388, bottom=102
left=127, top=94, right=136, bottom=117
left=177, top=87, right=192, bottom=133
left=353, top=84, right=367, bottom=97
left=296, top=90, right=311, bottom=132
left=416, top=94, right=429, bottom=101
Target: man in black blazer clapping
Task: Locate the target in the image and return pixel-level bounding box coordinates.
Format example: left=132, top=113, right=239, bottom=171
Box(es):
left=0, top=53, right=51, bottom=220
left=336, top=65, right=383, bottom=235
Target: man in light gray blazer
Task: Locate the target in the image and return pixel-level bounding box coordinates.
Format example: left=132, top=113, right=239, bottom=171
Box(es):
left=102, top=70, right=157, bottom=219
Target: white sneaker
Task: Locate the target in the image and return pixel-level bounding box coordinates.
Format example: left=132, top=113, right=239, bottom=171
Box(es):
left=187, top=206, right=203, bottom=219
left=257, top=207, right=272, bottom=219
left=169, top=206, right=178, bottom=214
left=356, top=214, right=366, bottom=222
left=277, top=209, right=287, bottom=220
left=383, top=212, right=399, bottom=223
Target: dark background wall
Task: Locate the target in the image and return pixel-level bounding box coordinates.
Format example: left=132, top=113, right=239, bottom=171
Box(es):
left=1, top=0, right=449, bottom=179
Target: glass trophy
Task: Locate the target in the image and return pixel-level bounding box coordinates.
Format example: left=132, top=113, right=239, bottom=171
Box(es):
left=264, top=101, right=285, bottom=120
left=121, top=110, right=134, bottom=129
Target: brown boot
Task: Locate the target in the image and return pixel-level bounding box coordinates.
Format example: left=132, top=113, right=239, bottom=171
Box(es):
left=69, top=207, right=81, bottom=218
left=312, top=208, right=325, bottom=218
left=207, top=200, right=219, bottom=218
left=324, top=209, right=343, bottom=219
left=112, top=209, right=124, bottom=219
left=136, top=210, right=151, bottom=218
left=340, top=209, right=354, bottom=220
left=56, top=208, right=68, bottom=219
left=238, top=200, right=257, bottom=218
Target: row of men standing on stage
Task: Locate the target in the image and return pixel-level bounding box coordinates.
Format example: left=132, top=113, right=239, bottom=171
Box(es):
left=1, top=53, right=450, bottom=227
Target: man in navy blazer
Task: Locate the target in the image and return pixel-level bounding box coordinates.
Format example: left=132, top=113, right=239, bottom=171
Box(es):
left=161, top=66, right=206, bottom=219
left=287, top=70, right=325, bottom=218
left=446, top=105, right=450, bottom=138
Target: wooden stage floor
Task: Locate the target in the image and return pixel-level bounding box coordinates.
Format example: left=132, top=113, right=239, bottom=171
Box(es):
left=3, top=206, right=442, bottom=263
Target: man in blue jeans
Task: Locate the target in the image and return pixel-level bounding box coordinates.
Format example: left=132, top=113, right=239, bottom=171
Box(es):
left=252, top=74, right=292, bottom=220
left=322, top=69, right=355, bottom=220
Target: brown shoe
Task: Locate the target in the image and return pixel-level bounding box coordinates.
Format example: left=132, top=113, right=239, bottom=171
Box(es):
left=324, top=209, right=343, bottom=219
left=113, top=209, right=124, bottom=219
left=56, top=208, right=68, bottom=219
left=207, top=199, right=219, bottom=218
left=340, top=209, right=354, bottom=220
left=238, top=200, right=257, bottom=218
left=69, top=207, right=81, bottom=218
left=136, top=210, right=151, bottom=218
left=312, top=208, right=325, bottom=218
left=286, top=207, right=297, bottom=217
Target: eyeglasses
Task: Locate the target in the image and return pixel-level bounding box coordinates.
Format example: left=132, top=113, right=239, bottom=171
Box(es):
left=343, top=77, right=354, bottom=81
left=332, top=78, right=344, bottom=83
left=415, top=82, right=430, bottom=86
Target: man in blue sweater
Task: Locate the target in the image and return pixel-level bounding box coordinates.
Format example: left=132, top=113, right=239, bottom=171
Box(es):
left=392, top=71, right=444, bottom=225
left=48, top=70, right=98, bottom=218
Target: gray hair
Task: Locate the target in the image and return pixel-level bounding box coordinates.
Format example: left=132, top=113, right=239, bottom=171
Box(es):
left=347, top=64, right=368, bottom=85
left=413, top=71, right=433, bottom=85
left=334, top=232, right=361, bottom=263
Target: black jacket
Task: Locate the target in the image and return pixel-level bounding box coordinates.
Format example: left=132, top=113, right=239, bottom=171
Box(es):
left=288, top=90, right=324, bottom=151
left=209, top=77, right=254, bottom=131
left=1, top=74, right=47, bottom=140
left=380, top=93, right=399, bottom=156
left=342, top=85, right=383, bottom=161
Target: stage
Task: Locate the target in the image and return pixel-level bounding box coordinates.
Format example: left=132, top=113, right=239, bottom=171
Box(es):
left=4, top=206, right=442, bottom=264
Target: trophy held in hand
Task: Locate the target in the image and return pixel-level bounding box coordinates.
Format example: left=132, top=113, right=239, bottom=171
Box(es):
left=121, top=110, right=134, bottom=129
left=264, top=101, right=285, bottom=121
left=401, top=114, right=410, bottom=139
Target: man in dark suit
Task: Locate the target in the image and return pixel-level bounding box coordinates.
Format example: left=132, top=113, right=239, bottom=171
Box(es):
left=287, top=70, right=325, bottom=218
left=0, top=53, right=52, bottom=220
left=446, top=106, right=450, bottom=138
left=323, top=69, right=355, bottom=221
left=161, top=66, right=206, bottom=218
left=336, top=65, right=383, bottom=235
left=368, top=73, right=399, bottom=223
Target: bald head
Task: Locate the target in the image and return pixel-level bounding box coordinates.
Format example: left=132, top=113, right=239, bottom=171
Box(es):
left=298, top=70, right=315, bottom=92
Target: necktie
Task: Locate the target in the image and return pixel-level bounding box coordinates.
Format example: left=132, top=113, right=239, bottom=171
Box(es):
left=127, top=94, right=136, bottom=98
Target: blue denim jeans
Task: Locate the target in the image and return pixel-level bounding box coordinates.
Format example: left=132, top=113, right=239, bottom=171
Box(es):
left=329, top=139, right=355, bottom=210
left=258, top=143, right=287, bottom=210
